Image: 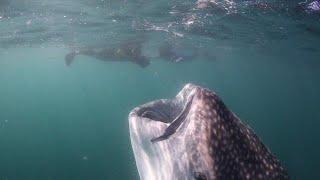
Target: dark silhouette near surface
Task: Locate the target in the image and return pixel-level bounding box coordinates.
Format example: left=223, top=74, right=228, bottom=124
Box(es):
left=65, top=39, right=150, bottom=68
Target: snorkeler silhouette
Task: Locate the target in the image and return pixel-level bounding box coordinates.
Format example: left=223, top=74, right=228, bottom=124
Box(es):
left=158, top=42, right=215, bottom=63
left=65, top=39, right=150, bottom=68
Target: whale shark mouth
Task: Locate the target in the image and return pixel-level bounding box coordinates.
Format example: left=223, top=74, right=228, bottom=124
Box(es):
left=131, top=83, right=196, bottom=124
left=134, top=97, right=184, bottom=124
left=128, top=84, right=289, bottom=180
left=128, top=84, right=199, bottom=180
left=130, top=84, right=198, bottom=143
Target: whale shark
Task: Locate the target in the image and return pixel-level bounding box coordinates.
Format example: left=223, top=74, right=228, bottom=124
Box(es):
left=129, top=83, right=289, bottom=180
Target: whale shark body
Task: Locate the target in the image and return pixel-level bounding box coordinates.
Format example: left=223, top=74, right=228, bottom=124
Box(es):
left=129, top=84, right=289, bottom=180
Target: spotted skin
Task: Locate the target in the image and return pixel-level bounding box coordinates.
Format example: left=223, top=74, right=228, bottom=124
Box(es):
left=182, top=87, right=289, bottom=180
left=129, top=84, right=289, bottom=180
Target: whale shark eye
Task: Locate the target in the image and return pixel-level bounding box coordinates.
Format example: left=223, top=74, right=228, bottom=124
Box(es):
left=193, top=172, right=207, bottom=180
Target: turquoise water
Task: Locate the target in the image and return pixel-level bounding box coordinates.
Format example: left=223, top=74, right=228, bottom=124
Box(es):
left=0, top=0, right=320, bottom=179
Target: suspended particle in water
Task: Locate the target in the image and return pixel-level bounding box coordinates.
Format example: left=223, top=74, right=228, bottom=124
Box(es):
left=82, top=156, right=88, bottom=160
left=26, top=19, right=32, bottom=26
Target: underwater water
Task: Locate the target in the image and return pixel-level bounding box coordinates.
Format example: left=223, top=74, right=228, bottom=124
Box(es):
left=0, top=0, right=320, bottom=179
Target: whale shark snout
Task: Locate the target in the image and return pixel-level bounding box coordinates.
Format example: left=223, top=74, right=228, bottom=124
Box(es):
left=129, top=83, right=289, bottom=180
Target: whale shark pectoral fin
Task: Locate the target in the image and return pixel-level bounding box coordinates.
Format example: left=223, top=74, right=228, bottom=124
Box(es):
left=151, top=94, right=195, bottom=143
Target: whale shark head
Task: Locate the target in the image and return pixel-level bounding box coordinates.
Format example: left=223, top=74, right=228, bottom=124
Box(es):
left=129, top=83, right=289, bottom=180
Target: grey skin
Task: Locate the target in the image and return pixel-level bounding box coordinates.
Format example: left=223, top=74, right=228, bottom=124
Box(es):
left=129, top=83, right=289, bottom=180
left=65, top=40, right=150, bottom=68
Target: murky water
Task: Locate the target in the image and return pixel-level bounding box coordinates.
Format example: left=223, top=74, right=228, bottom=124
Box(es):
left=0, top=0, right=319, bottom=179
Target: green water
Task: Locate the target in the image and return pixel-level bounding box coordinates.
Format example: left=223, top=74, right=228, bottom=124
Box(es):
left=1, top=0, right=320, bottom=179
